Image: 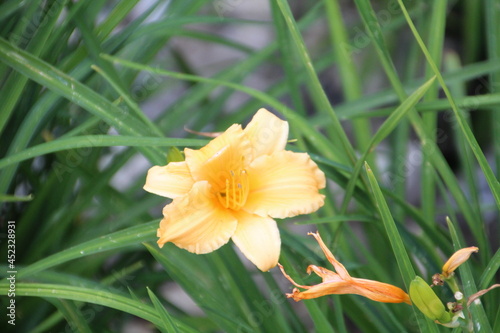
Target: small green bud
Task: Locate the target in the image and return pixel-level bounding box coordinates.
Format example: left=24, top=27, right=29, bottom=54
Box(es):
left=167, top=147, right=184, bottom=163
left=409, top=276, right=452, bottom=324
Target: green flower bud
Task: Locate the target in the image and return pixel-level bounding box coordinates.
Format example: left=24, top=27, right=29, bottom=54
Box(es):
left=409, top=276, right=452, bottom=324
left=167, top=147, right=184, bottom=163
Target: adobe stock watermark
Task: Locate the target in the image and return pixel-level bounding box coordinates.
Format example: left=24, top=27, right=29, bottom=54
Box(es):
left=234, top=237, right=336, bottom=333
left=214, top=0, right=244, bottom=18
left=52, top=128, right=108, bottom=182
left=9, top=0, right=66, bottom=48
left=381, top=66, right=500, bottom=190
left=6, top=220, right=17, bottom=326
left=236, top=288, right=286, bottom=333
left=339, top=0, right=424, bottom=61
left=52, top=70, right=164, bottom=182
left=382, top=137, right=439, bottom=190
left=58, top=270, right=136, bottom=333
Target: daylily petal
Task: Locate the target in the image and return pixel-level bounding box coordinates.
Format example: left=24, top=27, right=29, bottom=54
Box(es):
left=351, top=278, right=412, bottom=304
left=308, top=232, right=351, bottom=280
left=278, top=263, right=312, bottom=290
left=279, top=232, right=411, bottom=304
left=185, top=124, right=253, bottom=183
left=243, top=108, right=289, bottom=157
left=306, top=265, right=343, bottom=283
left=286, top=280, right=355, bottom=301
left=231, top=210, right=280, bottom=272
left=143, top=162, right=194, bottom=199
left=157, top=181, right=237, bottom=254
left=282, top=264, right=410, bottom=303
left=244, top=151, right=326, bottom=218
left=442, top=246, right=479, bottom=278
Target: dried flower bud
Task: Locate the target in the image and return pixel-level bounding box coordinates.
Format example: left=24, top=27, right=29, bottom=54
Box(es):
left=431, top=273, right=444, bottom=286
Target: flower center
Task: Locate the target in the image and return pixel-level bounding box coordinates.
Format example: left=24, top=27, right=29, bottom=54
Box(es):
left=217, top=169, right=249, bottom=210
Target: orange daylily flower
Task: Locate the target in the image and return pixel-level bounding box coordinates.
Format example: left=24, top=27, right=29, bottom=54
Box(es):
left=279, top=232, right=411, bottom=304
left=441, top=247, right=478, bottom=278
left=144, top=109, right=325, bottom=271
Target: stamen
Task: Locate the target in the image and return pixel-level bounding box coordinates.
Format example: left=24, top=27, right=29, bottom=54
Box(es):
left=225, top=179, right=229, bottom=208
left=217, top=169, right=249, bottom=210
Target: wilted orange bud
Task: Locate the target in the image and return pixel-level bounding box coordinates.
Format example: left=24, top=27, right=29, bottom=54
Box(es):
left=279, top=232, right=411, bottom=304
left=442, top=247, right=478, bottom=278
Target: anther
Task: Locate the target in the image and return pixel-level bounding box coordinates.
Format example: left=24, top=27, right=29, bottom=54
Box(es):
left=217, top=169, right=249, bottom=210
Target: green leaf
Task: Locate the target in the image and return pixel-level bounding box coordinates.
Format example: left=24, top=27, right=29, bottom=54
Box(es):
left=0, top=0, right=68, bottom=134
left=47, top=299, right=92, bottom=333
left=0, top=136, right=206, bottom=169
left=274, top=0, right=356, bottom=167
left=340, top=76, right=436, bottom=213
left=324, top=0, right=372, bottom=162
left=16, top=220, right=158, bottom=279
left=365, top=162, right=439, bottom=332
left=147, top=287, right=180, bottom=333
left=479, top=249, right=500, bottom=290
left=145, top=243, right=253, bottom=333
left=446, top=217, right=492, bottom=332
left=100, top=53, right=340, bottom=162
left=420, top=0, right=447, bottom=225
left=395, top=0, right=500, bottom=209
left=0, top=37, right=163, bottom=164
left=0, top=282, right=196, bottom=332
left=0, top=193, right=33, bottom=202
left=353, top=0, right=489, bottom=257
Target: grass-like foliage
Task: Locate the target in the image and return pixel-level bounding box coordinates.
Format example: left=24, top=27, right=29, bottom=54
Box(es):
left=1, top=0, right=498, bottom=332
